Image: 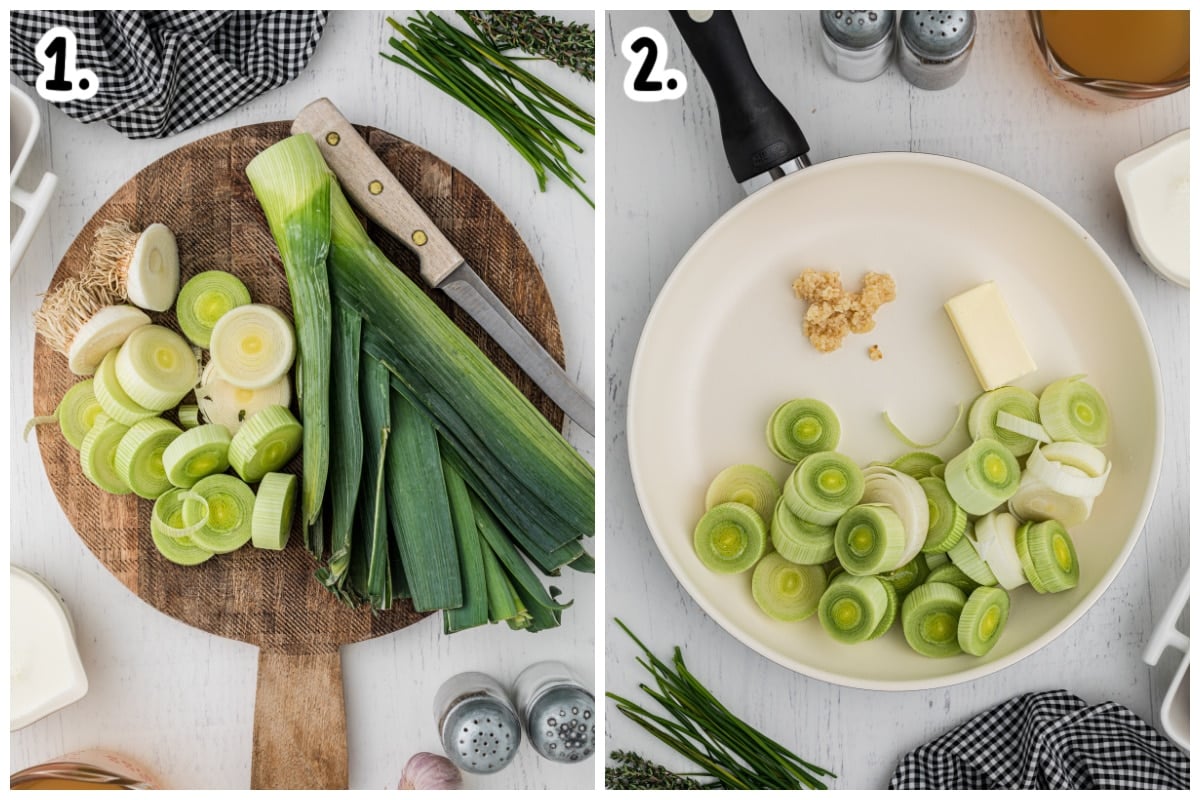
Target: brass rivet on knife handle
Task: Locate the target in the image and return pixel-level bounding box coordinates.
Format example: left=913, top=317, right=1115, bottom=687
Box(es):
left=291, top=98, right=465, bottom=286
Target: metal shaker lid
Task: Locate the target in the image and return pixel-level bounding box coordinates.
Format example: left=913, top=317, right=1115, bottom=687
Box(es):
left=525, top=684, right=595, bottom=763
left=440, top=695, right=522, bottom=774
left=820, top=11, right=895, bottom=50
left=899, top=11, right=976, bottom=61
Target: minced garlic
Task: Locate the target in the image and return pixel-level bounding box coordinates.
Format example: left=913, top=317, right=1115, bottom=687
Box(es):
left=792, top=269, right=896, bottom=353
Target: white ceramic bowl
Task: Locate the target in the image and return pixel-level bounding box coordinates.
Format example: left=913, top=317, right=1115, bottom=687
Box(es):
left=628, top=153, right=1163, bottom=690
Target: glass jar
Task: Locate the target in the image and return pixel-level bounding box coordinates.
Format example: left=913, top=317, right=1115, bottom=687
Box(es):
left=1028, top=10, right=1189, bottom=109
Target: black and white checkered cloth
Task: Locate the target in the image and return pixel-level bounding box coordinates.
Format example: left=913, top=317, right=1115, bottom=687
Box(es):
left=890, top=690, right=1189, bottom=790
left=10, top=11, right=327, bottom=138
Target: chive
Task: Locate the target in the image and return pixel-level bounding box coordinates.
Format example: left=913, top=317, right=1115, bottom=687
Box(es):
left=608, top=620, right=836, bottom=790
left=381, top=12, right=594, bottom=205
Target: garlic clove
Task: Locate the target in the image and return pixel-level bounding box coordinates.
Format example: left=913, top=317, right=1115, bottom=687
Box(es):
left=399, top=752, right=463, bottom=790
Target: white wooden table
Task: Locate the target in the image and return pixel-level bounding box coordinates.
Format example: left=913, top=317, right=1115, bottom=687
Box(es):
left=603, top=10, right=1188, bottom=788
left=10, top=10, right=595, bottom=790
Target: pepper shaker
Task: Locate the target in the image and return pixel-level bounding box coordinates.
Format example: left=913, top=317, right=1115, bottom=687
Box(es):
left=513, top=661, right=595, bottom=763
left=819, top=11, right=896, bottom=82
left=896, top=11, right=977, bottom=90
left=433, top=672, right=522, bottom=774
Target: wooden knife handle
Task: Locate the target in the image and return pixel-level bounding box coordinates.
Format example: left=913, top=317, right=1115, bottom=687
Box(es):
left=251, top=648, right=348, bottom=789
left=291, top=97, right=464, bottom=286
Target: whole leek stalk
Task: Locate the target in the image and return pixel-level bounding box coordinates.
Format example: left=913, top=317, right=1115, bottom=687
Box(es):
left=245, top=134, right=332, bottom=535
left=325, top=179, right=594, bottom=536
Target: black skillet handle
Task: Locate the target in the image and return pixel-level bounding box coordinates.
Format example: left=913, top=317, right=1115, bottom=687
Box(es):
left=669, top=10, right=810, bottom=185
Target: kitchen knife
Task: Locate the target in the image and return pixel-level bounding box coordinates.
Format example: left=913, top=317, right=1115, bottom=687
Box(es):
left=291, top=98, right=594, bottom=435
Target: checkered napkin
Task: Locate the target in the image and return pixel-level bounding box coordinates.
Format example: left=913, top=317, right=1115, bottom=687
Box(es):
left=890, top=690, right=1189, bottom=789
left=9, top=11, right=327, bottom=138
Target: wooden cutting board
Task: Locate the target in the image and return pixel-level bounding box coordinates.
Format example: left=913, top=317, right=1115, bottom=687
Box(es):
left=31, top=120, right=566, bottom=789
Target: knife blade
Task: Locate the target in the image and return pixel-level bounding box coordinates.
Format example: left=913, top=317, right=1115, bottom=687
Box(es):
left=291, top=97, right=594, bottom=435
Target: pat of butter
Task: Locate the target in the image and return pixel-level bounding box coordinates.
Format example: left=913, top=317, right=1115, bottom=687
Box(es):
left=944, top=281, right=1036, bottom=391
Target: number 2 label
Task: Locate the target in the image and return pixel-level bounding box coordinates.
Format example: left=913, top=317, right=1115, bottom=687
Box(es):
left=622, top=27, right=686, bottom=103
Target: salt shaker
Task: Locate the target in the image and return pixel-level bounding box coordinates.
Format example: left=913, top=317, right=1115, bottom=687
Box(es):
left=819, top=11, right=896, bottom=82
left=513, top=661, right=595, bottom=764
left=896, top=11, right=977, bottom=90
left=434, top=672, right=522, bottom=774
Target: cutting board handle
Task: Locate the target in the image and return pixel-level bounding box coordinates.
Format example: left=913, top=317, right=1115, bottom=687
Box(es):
left=251, top=649, right=348, bottom=789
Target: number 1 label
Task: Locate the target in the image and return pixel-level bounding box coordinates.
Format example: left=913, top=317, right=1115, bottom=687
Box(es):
left=622, top=27, right=686, bottom=103
left=35, top=26, right=99, bottom=102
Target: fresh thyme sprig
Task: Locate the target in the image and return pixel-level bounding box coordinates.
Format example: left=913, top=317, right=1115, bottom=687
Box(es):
left=607, top=618, right=837, bottom=790
left=605, top=750, right=711, bottom=790
left=463, top=11, right=595, bottom=81
left=381, top=11, right=594, bottom=207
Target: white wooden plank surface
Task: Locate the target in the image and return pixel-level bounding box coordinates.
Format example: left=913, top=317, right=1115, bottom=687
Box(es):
left=9, top=10, right=595, bottom=790
left=603, top=10, right=1189, bottom=789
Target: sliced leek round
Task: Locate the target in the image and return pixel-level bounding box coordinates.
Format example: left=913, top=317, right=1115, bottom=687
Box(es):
left=890, top=451, right=943, bottom=480
left=26, top=379, right=104, bottom=450
left=923, top=550, right=951, bottom=571
left=944, top=437, right=1020, bottom=515
left=957, top=586, right=1010, bottom=657
left=901, top=582, right=966, bottom=658
left=115, top=324, right=198, bottom=411
left=1038, top=375, right=1110, bottom=446
left=1015, top=519, right=1079, bottom=593
left=771, top=497, right=836, bottom=565
left=767, top=398, right=840, bottom=462
left=704, top=463, right=781, bottom=524
left=924, top=563, right=979, bottom=594
left=751, top=554, right=826, bottom=622
left=196, top=359, right=291, bottom=435
left=228, top=404, right=303, bottom=483
left=947, top=531, right=999, bottom=587
left=177, top=404, right=201, bottom=429
left=834, top=503, right=907, bottom=576
left=183, top=474, right=256, bottom=554
left=209, top=303, right=296, bottom=389
left=175, top=270, right=252, bottom=348
left=152, top=488, right=209, bottom=540
left=1040, top=441, right=1109, bottom=477
left=80, top=419, right=133, bottom=495
left=67, top=304, right=152, bottom=376
left=881, top=553, right=929, bottom=597
left=252, top=472, right=297, bottom=550
left=87, top=220, right=180, bottom=312
left=114, top=417, right=183, bottom=499
left=162, top=423, right=232, bottom=488
left=93, top=348, right=158, bottom=426
left=971, top=511, right=1027, bottom=590
left=783, top=451, right=864, bottom=525
left=861, top=465, right=929, bottom=565
left=967, top=386, right=1042, bottom=457
left=150, top=523, right=214, bottom=567
left=693, top=501, right=767, bottom=574
left=1008, top=473, right=1095, bottom=528
left=1025, top=443, right=1111, bottom=498
left=918, top=476, right=968, bottom=554
left=818, top=573, right=889, bottom=644
left=869, top=577, right=900, bottom=639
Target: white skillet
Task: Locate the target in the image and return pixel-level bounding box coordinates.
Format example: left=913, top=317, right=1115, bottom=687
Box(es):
left=626, top=12, right=1163, bottom=690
